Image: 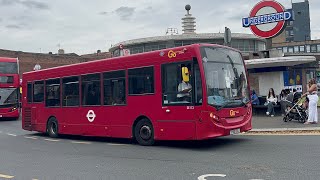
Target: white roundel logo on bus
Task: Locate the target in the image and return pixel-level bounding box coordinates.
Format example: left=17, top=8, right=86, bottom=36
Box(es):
left=242, top=0, right=293, bottom=39
left=86, top=110, right=96, bottom=122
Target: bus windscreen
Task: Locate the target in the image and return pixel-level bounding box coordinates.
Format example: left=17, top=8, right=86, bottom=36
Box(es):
left=0, top=62, right=18, bottom=74
left=201, top=47, right=250, bottom=108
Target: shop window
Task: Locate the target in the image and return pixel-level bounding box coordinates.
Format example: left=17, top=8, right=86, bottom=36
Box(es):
left=306, top=45, right=311, bottom=53
left=311, top=45, right=317, bottom=53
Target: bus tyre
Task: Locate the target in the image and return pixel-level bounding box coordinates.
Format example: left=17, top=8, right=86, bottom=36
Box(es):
left=47, top=118, right=59, bottom=138
left=134, top=119, right=155, bottom=146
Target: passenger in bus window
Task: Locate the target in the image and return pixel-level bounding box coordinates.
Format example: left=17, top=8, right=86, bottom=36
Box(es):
left=87, top=85, right=99, bottom=105
left=177, top=67, right=192, bottom=102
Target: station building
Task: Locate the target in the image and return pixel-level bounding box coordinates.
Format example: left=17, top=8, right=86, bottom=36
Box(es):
left=109, top=4, right=317, bottom=96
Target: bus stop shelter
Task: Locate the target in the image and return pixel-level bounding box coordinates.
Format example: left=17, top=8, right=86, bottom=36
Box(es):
left=245, top=56, right=317, bottom=96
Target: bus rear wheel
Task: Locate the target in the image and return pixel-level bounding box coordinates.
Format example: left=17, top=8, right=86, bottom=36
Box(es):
left=134, top=119, right=155, bottom=146
left=47, top=117, right=59, bottom=138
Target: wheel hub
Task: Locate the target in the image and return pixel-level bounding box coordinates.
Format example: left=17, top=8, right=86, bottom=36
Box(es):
left=140, top=125, right=151, bottom=140
left=51, top=123, right=57, bottom=134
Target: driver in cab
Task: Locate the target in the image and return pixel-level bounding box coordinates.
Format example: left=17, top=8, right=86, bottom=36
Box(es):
left=177, top=67, right=192, bottom=102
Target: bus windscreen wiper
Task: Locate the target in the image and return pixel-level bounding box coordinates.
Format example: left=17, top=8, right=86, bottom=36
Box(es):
left=216, top=101, right=234, bottom=111
left=217, top=98, right=247, bottom=111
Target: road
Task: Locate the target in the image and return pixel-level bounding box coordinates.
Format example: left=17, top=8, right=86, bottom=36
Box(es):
left=0, top=118, right=319, bottom=180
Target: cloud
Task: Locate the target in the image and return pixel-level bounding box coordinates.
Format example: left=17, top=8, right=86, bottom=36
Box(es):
left=115, top=6, right=135, bottom=21
left=99, top=6, right=136, bottom=21
left=0, top=0, right=20, bottom=5
left=21, top=0, right=49, bottom=10
left=0, top=0, right=49, bottom=10
left=99, top=11, right=108, bottom=15
left=6, top=25, right=22, bottom=29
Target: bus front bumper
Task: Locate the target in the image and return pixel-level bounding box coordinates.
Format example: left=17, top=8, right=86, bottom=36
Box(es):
left=0, top=108, right=20, bottom=119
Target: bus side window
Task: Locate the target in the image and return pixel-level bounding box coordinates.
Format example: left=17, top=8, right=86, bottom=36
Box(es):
left=162, top=62, right=193, bottom=105
left=128, top=67, right=154, bottom=95
left=62, top=76, right=79, bottom=107
left=33, top=81, right=44, bottom=103
left=45, top=79, right=61, bottom=107
left=81, top=73, right=101, bottom=106
left=27, top=83, right=32, bottom=103
left=103, top=70, right=126, bottom=105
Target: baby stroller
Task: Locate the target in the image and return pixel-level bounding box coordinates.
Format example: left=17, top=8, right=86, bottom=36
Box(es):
left=283, top=97, right=308, bottom=123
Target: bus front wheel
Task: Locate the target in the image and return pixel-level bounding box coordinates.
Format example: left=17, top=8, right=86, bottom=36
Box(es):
left=134, top=119, right=155, bottom=146
left=47, top=117, right=59, bottom=138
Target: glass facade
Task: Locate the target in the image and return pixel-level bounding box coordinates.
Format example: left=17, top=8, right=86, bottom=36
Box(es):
left=276, top=44, right=320, bottom=54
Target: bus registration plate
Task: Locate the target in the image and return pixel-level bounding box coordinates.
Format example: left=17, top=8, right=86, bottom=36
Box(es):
left=230, top=128, right=240, bottom=135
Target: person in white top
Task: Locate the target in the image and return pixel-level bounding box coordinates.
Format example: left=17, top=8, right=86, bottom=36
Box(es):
left=266, top=88, right=277, bottom=117
left=302, top=78, right=318, bottom=124
left=177, top=81, right=192, bottom=101
left=177, top=67, right=192, bottom=102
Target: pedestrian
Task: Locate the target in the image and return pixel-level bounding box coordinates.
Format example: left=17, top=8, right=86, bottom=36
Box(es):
left=251, top=90, right=260, bottom=105
left=266, top=88, right=277, bottom=117
left=279, top=89, right=289, bottom=116
left=302, top=78, right=318, bottom=124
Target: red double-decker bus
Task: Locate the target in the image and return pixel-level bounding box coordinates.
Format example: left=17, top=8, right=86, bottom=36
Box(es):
left=22, top=44, right=252, bottom=145
left=0, top=57, right=20, bottom=120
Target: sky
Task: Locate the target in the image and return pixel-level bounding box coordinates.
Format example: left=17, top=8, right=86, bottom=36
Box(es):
left=0, top=0, right=319, bottom=55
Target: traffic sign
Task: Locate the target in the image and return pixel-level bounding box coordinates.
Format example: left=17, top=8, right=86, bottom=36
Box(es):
left=242, top=0, right=293, bottom=39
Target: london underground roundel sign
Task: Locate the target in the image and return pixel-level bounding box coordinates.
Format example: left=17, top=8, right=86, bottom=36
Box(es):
left=242, top=0, right=293, bottom=39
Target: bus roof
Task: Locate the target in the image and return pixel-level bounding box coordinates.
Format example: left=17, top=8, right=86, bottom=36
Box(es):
left=0, top=57, right=17, bottom=63
left=23, top=44, right=239, bottom=79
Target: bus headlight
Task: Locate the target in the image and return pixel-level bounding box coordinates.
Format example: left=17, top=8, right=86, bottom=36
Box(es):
left=9, top=107, right=17, bottom=112
left=210, top=113, right=219, bottom=122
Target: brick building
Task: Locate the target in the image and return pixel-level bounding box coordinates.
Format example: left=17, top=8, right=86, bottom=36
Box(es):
left=0, top=49, right=111, bottom=77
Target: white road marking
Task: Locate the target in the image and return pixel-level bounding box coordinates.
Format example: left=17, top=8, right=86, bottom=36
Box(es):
left=107, top=143, right=126, bottom=146
left=71, top=141, right=92, bottom=144
left=24, top=136, right=38, bottom=140
left=6, top=133, right=17, bottom=137
left=44, top=138, right=60, bottom=142
left=198, top=174, right=226, bottom=180
left=0, top=173, right=14, bottom=179
left=242, top=133, right=319, bottom=136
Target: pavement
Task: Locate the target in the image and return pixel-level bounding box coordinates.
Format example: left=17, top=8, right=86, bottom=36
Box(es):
left=251, top=108, right=320, bottom=133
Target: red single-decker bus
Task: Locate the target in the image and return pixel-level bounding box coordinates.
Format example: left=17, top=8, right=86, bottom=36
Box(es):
left=22, top=44, right=252, bottom=145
